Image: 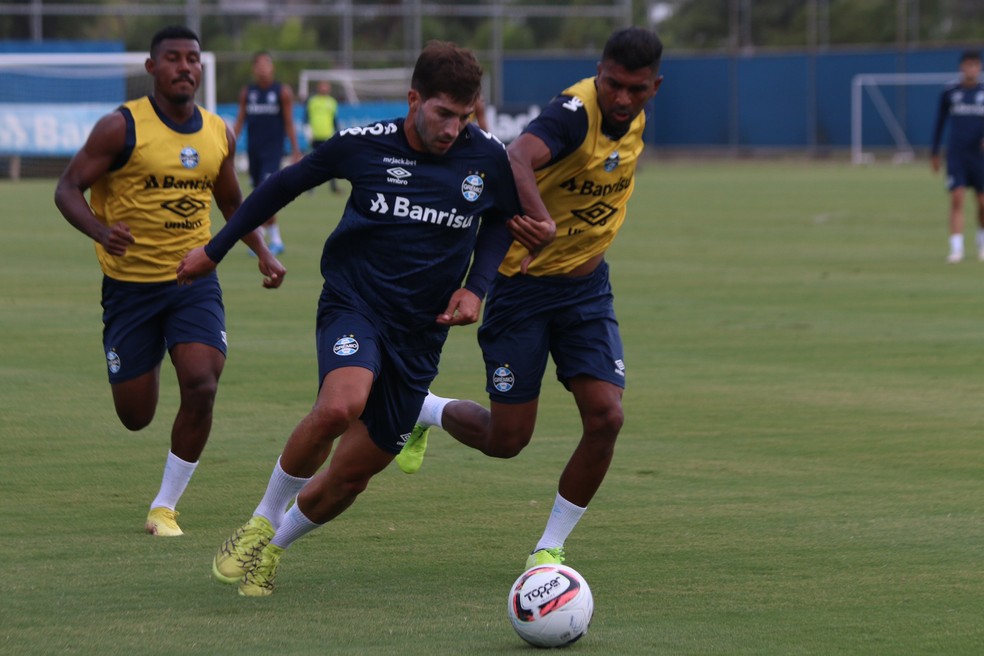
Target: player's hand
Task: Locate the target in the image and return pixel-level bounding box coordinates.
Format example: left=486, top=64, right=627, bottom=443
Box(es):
left=931, top=155, right=941, bottom=173
left=436, top=288, right=481, bottom=326
left=100, top=222, right=135, bottom=256
left=508, top=213, right=555, bottom=253
left=176, top=246, right=217, bottom=285
left=257, top=252, right=286, bottom=289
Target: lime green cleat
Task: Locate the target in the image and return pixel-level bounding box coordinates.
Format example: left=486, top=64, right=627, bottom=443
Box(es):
left=394, top=423, right=429, bottom=474
left=239, top=543, right=286, bottom=597
left=525, top=547, right=566, bottom=570
left=145, top=507, right=183, bottom=537
left=212, top=516, right=275, bottom=584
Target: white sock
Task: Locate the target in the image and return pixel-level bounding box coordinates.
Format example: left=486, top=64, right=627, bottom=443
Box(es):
left=150, top=451, right=198, bottom=511
left=976, top=229, right=984, bottom=250
left=418, top=391, right=454, bottom=429
left=534, top=493, right=587, bottom=552
left=253, top=458, right=311, bottom=530
left=271, top=500, right=321, bottom=549
left=950, top=233, right=964, bottom=255
left=266, top=224, right=283, bottom=246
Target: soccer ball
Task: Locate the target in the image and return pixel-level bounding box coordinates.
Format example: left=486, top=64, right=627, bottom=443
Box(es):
left=507, top=563, right=594, bottom=648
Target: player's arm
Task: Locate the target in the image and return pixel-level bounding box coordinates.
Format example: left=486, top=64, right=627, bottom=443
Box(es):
left=233, top=86, right=247, bottom=139
left=54, top=111, right=135, bottom=256
left=931, top=90, right=950, bottom=173
left=437, top=217, right=514, bottom=327
left=281, top=83, right=302, bottom=162
left=179, top=136, right=346, bottom=284
left=507, top=133, right=558, bottom=252
left=211, top=126, right=286, bottom=289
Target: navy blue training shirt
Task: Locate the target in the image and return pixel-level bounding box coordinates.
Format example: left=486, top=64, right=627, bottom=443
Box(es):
left=244, top=82, right=286, bottom=160
left=207, top=118, right=519, bottom=340
left=932, top=83, right=984, bottom=156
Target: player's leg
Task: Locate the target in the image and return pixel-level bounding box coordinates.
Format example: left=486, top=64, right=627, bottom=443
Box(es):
left=213, top=312, right=380, bottom=583
left=259, top=164, right=284, bottom=253
left=238, top=421, right=393, bottom=597
left=526, top=261, right=625, bottom=567
left=110, top=368, right=161, bottom=431
left=144, top=276, right=229, bottom=536
left=976, top=190, right=984, bottom=260
left=560, top=377, right=624, bottom=508
left=396, top=274, right=549, bottom=472
left=212, top=366, right=373, bottom=583
left=102, top=277, right=169, bottom=431
left=237, top=344, right=427, bottom=597
left=946, top=157, right=967, bottom=263
left=948, top=187, right=966, bottom=262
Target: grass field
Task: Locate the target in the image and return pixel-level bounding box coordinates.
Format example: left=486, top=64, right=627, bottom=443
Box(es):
left=3, top=161, right=984, bottom=655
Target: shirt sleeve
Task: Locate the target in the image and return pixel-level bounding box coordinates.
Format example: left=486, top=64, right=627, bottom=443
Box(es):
left=931, top=89, right=951, bottom=156
left=463, top=145, right=521, bottom=297
left=522, top=94, right=589, bottom=166
left=204, top=135, right=353, bottom=262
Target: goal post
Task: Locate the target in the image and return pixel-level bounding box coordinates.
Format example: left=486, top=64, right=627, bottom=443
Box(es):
left=850, top=72, right=959, bottom=165
left=298, top=67, right=413, bottom=104
left=0, top=52, right=216, bottom=176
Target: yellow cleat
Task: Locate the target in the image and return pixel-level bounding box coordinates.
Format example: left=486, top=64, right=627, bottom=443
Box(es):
left=525, top=547, right=566, bottom=570
left=145, top=507, right=184, bottom=537
left=239, top=543, right=285, bottom=597
left=394, top=423, right=429, bottom=474
left=212, top=516, right=275, bottom=585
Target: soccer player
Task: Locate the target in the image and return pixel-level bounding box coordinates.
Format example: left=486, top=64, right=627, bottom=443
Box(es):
left=176, top=42, right=552, bottom=597
left=54, top=26, right=286, bottom=537
left=931, top=50, right=984, bottom=263
left=305, top=80, right=340, bottom=193
left=234, top=51, right=302, bottom=255
left=395, top=27, right=663, bottom=569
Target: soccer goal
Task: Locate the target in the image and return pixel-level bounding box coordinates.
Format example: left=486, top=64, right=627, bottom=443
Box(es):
left=850, top=72, right=959, bottom=165
left=298, top=67, right=413, bottom=104
left=0, top=52, right=216, bottom=178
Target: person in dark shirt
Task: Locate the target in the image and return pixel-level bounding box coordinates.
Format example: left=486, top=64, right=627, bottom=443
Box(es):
left=233, top=51, right=302, bottom=255
left=177, top=41, right=553, bottom=597
left=395, top=27, right=664, bottom=572
left=931, top=50, right=984, bottom=263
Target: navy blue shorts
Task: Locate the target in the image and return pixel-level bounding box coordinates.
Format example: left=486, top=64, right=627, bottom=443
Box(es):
left=478, top=260, right=625, bottom=404
left=316, top=305, right=442, bottom=454
left=248, top=153, right=281, bottom=189
left=101, top=273, right=226, bottom=384
left=946, top=151, right=984, bottom=192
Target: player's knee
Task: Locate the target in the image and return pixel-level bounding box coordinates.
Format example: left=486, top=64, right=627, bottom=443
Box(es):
left=584, top=404, right=624, bottom=442
left=309, top=399, right=362, bottom=436
left=117, top=406, right=155, bottom=432
left=179, top=375, right=219, bottom=412
left=485, top=430, right=532, bottom=459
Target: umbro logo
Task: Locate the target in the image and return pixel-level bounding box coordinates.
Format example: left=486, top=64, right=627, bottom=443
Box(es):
left=562, top=97, right=584, bottom=112
left=386, top=166, right=412, bottom=186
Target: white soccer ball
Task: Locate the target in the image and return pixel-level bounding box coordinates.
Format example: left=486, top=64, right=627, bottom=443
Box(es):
left=507, top=563, right=594, bottom=648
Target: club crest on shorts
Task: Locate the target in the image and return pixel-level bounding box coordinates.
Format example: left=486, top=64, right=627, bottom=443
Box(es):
left=180, top=147, right=200, bottom=169
left=461, top=173, right=484, bottom=202
left=106, top=349, right=121, bottom=374
left=493, top=365, right=515, bottom=392
left=333, top=335, right=359, bottom=356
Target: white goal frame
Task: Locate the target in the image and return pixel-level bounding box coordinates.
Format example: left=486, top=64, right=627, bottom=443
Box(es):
left=298, top=67, right=413, bottom=103
left=0, top=51, right=217, bottom=113
left=850, top=72, right=961, bottom=165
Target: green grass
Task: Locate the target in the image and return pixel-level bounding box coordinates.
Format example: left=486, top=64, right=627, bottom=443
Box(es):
left=2, top=161, right=984, bottom=654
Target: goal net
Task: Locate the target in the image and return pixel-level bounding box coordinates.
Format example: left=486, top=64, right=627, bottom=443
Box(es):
left=298, top=67, right=413, bottom=104
left=850, top=72, right=961, bottom=165
left=0, top=52, right=216, bottom=178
